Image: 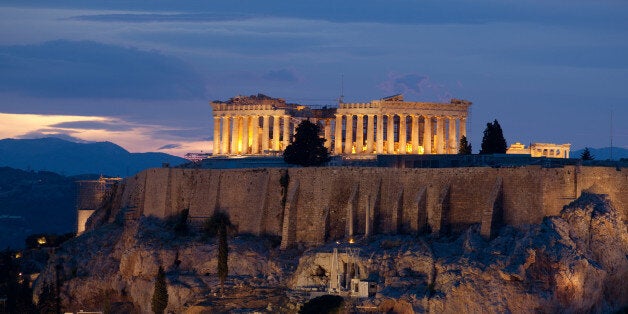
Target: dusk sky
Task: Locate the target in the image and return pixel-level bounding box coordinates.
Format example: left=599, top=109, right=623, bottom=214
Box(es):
left=1, top=1, right=627, bottom=156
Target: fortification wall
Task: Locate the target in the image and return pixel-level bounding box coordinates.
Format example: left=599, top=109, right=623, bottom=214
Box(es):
left=117, top=166, right=627, bottom=248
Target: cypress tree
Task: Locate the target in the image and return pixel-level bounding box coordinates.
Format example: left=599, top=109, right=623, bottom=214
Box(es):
left=203, top=211, right=234, bottom=296
left=283, top=120, right=330, bottom=167
left=479, top=119, right=507, bottom=154
left=151, top=266, right=168, bottom=314
left=458, top=135, right=472, bottom=154
left=217, top=224, right=228, bottom=296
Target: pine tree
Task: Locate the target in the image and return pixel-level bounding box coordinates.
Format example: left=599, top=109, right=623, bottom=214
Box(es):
left=580, top=147, right=594, bottom=160
left=283, top=120, right=330, bottom=167
left=151, top=266, right=168, bottom=314
left=458, top=135, right=472, bottom=154
left=479, top=119, right=507, bottom=154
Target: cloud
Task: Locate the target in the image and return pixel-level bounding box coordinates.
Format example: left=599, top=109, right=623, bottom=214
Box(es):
left=68, top=12, right=251, bottom=23
left=263, top=68, right=302, bottom=83
left=378, top=72, right=452, bottom=102
left=50, top=120, right=135, bottom=132
left=17, top=129, right=90, bottom=143
left=0, top=40, right=207, bottom=99
left=157, top=143, right=182, bottom=150
left=10, top=0, right=626, bottom=28
left=153, top=128, right=208, bottom=140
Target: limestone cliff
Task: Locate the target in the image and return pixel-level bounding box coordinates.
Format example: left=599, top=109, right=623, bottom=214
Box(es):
left=34, top=192, right=627, bottom=313
left=84, top=167, right=628, bottom=250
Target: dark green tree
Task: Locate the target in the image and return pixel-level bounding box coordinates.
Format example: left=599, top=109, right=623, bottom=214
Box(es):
left=283, top=120, right=330, bottom=167
left=458, top=135, right=472, bottom=154
left=580, top=147, right=594, bottom=160
left=204, top=211, right=235, bottom=296
left=36, top=283, right=56, bottom=314
left=479, top=119, right=507, bottom=154
left=151, top=266, right=168, bottom=314
left=299, top=294, right=345, bottom=314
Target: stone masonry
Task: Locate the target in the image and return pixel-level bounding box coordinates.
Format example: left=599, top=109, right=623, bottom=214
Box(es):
left=105, top=166, right=627, bottom=249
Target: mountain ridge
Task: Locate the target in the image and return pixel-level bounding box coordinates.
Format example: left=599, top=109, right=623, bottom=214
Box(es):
left=0, top=137, right=187, bottom=177
left=572, top=147, right=628, bottom=160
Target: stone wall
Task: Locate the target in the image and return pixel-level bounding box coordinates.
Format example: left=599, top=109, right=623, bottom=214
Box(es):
left=110, top=166, right=627, bottom=248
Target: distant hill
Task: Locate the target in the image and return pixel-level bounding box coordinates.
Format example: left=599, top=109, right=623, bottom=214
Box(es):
left=0, top=167, right=91, bottom=249
left=572, top=147, right=628, bottom=161
left=0, top=137, right=187, bottom=177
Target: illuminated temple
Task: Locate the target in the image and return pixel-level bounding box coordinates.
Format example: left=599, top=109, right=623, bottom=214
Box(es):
left=211, top=94, right=471, bottom=156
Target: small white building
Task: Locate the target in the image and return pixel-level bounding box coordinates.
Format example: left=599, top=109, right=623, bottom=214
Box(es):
left=507, top=142, right=571, bottom=158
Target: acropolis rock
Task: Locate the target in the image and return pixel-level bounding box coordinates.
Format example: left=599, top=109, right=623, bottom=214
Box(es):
left=32, top=164, right=627, bottom=313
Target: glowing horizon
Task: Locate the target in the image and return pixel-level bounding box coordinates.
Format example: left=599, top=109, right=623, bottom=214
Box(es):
left=0, top=112, right=212, bottom=157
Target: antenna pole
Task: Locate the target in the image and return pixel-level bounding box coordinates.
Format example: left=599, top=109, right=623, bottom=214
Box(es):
left=610, top=109, right=613, bottom=160
left=339, top=74, right=344, bottom=104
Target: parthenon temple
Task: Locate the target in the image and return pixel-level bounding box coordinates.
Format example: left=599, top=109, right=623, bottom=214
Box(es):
left=211, top=94, right=471, bottom=156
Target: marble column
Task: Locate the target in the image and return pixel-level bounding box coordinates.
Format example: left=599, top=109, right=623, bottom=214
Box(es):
left=282, top=115, right=290, bottom=150
left=423, top=116, right=432, bottom=154
left=324, top=119, right=332, bottom=150
left=376, top=114, right=384, bottom=154
left=366, top=114, right=374, bottom=153
left=459, top=117, right=467, bottom=140
left=251, top=116, right=259, bottom=154
left=448, top=117, right=457, bottom=154
left=241, top=115, right=249, bottom=154
left=213, top=117, right=221, bottom=155
left=231, top=115, right=240, bottom=154
left=387, top=114, right=395, bottom=154
left=398, top=114, right=407, bottom=154
left=335, top=114, right=343, bottom=154
left=411, top=115, right=419, bottom=154
left=344, top=114, right=354, bottom=154
left=262, top=115, right=270, bottom=153
left=356, top=114, right=364, bottom=153
left=436, top=116, right=445, bottom=154
left=222, top=116, right=230, bottom=155
left=273, top=115, right=280, bottom=151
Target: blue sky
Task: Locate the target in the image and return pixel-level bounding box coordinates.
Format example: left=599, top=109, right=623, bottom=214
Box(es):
left=0, top=0, right=627, bottom=155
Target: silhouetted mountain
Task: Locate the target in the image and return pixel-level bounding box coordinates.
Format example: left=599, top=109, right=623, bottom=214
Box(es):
left=572, top=147, right=628, bottom=161
left=0, top=137, right=187, bottom=176
left=0, top=167, right=92, bottom=249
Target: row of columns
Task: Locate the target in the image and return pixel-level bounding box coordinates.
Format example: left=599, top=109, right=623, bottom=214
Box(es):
left=333, top=114, right=466, bottom=155
left=213, top=115, right=291, bottom=155
left=213, top=113, right=466, bottom=156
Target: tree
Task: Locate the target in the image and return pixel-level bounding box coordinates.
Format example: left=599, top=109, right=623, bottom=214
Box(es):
left=151, top=266, right=168, bottom=314
left=479, top=119, right=507, bottom=154
left=203, top=211, right=235, bottom=296
left=580, top=147, right=594, bottom=160
left=299, top=294, right=345, bottom=314
left=283, top=120, right=330, bottom=167
left=458, top=135, right=472, bottom=155
left=36, top=283, right=57, bottom=314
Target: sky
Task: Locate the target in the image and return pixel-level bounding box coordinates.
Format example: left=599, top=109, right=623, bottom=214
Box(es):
left=1, top=0, right=627, bottom=156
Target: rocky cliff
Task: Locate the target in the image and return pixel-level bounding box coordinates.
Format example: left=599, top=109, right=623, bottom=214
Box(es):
left=34, top=192, right=627, bottom=313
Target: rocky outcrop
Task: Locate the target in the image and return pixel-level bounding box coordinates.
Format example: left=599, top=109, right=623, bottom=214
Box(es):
left=34, top=192, right=627, bottom=313
left=34, top=218, right=289, bottom=313
left=289, top=193, right=628, bottom=313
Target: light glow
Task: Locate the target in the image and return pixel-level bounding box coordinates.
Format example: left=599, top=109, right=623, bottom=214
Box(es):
left=0, top=113, right=211, bottom=157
